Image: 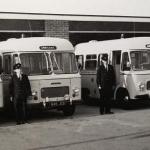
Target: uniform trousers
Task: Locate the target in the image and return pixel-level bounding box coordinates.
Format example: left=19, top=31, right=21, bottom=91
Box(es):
left=14, top=97, right=28, bottom=124
left=99, top=88, right=112, bottom=114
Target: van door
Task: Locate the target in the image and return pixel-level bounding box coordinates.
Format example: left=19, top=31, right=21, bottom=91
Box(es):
left=2, top=54, right=12, bottom=109
left=120, top=52, right=131, bottom=88
left=82, top=54, right=97, bottom=98
left=112, top=51, right=121, bottom=85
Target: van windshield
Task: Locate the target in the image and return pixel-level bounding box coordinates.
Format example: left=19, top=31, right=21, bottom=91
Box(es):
left=130, top=50, right=150, bottom=71
left=51, top=52, right=78, bottom=74
left=20, top=53, right=50, bottom=75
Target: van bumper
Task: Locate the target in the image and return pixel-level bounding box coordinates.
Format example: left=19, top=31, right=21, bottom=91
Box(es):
left=28, top=99, right=82, bottom=109
left=134, top=94, right=149, bottom=100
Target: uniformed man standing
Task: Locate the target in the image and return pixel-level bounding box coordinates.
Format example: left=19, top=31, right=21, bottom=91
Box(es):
left=9, top=63, right=31, bottom=125
left=96, top=54, right=116, bottom=115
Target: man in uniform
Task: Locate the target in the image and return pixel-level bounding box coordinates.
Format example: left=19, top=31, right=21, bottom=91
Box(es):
left=9, top=63, right=31, bottom=125
left=96, top=54, right=116, bottom=115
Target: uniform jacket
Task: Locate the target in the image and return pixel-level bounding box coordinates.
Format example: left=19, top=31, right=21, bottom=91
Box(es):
left=9, top=73, right=32, bottom=101
left=96, top=63, right=116, bottom=93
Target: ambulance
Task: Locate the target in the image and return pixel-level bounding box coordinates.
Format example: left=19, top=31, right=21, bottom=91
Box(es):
left=75, top=37, right=150, bottom=105
left=0, top=37, right=81, bottom=116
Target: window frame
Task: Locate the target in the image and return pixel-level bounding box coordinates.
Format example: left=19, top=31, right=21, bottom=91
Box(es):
left=85, top=54, right=97, bottom=70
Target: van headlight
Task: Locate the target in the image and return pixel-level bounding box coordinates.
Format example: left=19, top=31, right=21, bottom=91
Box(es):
left=32, top=90, right=38, bottom=100
left=64, top=94, right=70, bottom=100
left=138, top=82, right=145, bottom=91
left=72, top=88, right=80, bottom=97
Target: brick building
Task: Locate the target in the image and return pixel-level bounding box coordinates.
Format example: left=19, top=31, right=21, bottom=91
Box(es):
left=0, top=19, right=69, bottom=41
left=1, top=14, right=150, bottom=46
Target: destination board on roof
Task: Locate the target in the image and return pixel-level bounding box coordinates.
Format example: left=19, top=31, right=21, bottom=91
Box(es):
left=39, top=46, right=57, bottom=50
left=146, top=44, right=150, bottom=48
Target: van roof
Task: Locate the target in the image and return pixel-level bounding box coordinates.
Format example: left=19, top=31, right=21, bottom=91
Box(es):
left=75, top=37, right=150, bottom=55
left=0, top=37, right=74, bottom=52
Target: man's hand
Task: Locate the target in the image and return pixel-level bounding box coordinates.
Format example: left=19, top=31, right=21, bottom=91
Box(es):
left=10, top=97, right=13, bottom=102
left=98, top=85, right=101, bottom=90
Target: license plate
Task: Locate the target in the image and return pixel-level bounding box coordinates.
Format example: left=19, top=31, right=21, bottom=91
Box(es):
left=51, top=101, right=65, bottom=106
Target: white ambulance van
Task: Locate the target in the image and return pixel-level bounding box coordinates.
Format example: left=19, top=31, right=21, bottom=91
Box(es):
left=75, top=37, right=150, bottom=105
left=0, top=37, right=81, bottom=116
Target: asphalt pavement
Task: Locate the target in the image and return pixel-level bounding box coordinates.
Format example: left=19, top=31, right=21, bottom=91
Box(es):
left=0, top=101, right=150, bottom=150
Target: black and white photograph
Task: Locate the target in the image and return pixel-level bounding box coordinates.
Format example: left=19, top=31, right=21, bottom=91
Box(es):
left=0, top=0, right=150, bottom=149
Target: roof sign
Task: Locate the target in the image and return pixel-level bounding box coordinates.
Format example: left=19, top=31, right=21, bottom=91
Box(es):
left=39, top=46, right=57, bottom=50
left=146, top=44, right=150, bottom=48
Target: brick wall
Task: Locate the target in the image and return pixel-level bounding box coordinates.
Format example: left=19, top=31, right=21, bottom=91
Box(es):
left=44, top=20, right=69, bottom=39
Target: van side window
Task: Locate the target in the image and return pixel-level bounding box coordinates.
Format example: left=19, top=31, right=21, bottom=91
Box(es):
left=0, top=56, right=2, bottom=74
left=86, top=55, right=96, bottom=59
left=85, top=54, right=97, bottom=70
left=76, top=55, right=84, bottom=70
left=121, top=52, right=130, bottom=71
left=3, top=55, right=11, bottom=74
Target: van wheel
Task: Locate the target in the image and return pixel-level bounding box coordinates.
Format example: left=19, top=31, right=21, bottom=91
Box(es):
left=62, top=104, right=75, bottom=116
left=116, top=89, right=130, bottom=109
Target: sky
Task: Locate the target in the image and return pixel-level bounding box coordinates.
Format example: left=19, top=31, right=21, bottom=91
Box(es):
left=0, top=0, right=150, bottom=17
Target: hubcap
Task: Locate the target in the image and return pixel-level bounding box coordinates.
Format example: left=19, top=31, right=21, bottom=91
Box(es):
left=123, top=95, right=129, bottom=102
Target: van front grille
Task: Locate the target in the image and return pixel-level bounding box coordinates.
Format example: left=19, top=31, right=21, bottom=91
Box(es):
left=41, top=86, right=69, bottom=98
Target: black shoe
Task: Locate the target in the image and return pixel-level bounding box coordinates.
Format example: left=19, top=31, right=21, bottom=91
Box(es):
left=105, top=111, right=114, bottom=114
left=25, top=121, right=30, bottom=124
left=16, top=122, right=21, bottom=125
left=22, top=121, right=25, bottom=124
left=100, top=112, right=104, bottom=115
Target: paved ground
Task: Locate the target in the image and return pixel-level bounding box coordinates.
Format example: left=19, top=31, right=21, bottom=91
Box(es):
left=0, top=101, right=150, bottom=150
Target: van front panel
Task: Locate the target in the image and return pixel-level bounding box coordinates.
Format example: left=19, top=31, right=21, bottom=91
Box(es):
left=121, top=71, right=150, bottom=99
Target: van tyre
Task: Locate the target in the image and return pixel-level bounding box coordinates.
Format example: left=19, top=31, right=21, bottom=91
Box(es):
left=63, top=104, right=75, bottom=116
left=116, top=89, right=130, bottom=109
